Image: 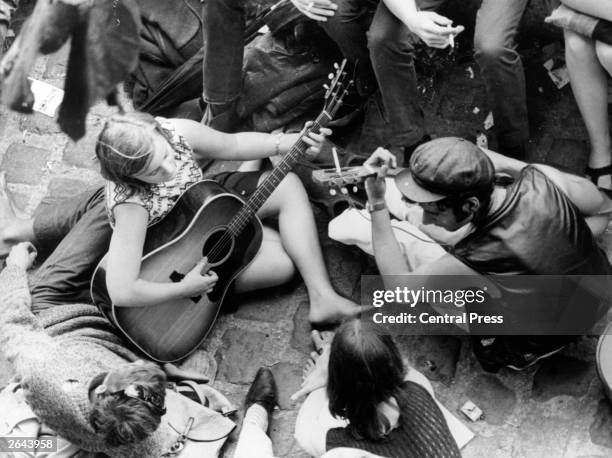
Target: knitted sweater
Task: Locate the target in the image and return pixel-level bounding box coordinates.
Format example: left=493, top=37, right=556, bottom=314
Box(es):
left=0, top=264, right=177, bottom=457
left=326, top=381, right=461, bottom=458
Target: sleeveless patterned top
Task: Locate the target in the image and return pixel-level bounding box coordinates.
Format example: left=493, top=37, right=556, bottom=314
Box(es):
left=105, top=117, right=204, bottom=227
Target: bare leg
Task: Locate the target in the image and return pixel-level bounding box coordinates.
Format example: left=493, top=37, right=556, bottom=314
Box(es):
left=238, top=159, right=263, bottom=172
left=243, top=172, right=365, bottom=324
left=565, top=30, right=612, bottom=189
left=0, top=172, right=35, bottom=256
left=235, top=226, right=296, bottom=291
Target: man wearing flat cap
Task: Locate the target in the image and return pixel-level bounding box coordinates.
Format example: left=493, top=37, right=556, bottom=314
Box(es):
left=363, top=137, right=612, bottom=372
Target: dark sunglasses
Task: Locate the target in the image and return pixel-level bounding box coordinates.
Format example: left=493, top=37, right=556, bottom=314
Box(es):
left=401, top=195, right=449, bottom=211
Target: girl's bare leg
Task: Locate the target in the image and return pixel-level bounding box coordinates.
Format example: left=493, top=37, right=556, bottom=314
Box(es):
left=565, top=30, right=612, bottom=189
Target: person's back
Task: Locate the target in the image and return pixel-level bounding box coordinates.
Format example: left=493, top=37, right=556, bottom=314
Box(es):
left=326, top=380, right=460, bottom=458
left=295, top=320, right=461, bottom=457
left=453, top=165, right=612, bottom=335
left=453, top=165, right=612, bottom=276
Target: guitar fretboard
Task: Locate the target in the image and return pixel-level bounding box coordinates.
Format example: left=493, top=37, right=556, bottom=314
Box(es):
left=227, top=111, right=331, bottom=236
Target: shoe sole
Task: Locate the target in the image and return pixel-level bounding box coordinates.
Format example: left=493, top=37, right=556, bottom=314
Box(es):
left=505, top=346, right=565, bottom=371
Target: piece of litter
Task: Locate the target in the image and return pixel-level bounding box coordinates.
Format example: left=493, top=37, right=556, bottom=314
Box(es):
left=466, top=66, right=474, bottom=79
left=460, top=401, right=484, bottom=422
left=543, top=58, right=570, bottom=89
left=28, top=78, right=64, bottom=117
left=476, top=132, right=488, bottom=149
left=473, top=107, right=480, bottom=115
left=484, top=112, right=494, bottom=130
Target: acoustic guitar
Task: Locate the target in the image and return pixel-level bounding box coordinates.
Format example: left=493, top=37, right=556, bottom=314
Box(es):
left=91, top=61, right=352, bottom=362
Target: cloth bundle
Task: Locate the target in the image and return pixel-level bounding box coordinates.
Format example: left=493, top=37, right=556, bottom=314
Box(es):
left=0, top=0, right=141, bottom=140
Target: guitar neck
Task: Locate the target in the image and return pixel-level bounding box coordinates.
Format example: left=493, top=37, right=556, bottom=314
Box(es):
left=228, top=111, right=331, bottom=235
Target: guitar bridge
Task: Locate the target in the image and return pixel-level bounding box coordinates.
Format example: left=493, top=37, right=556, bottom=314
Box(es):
left=170, top=270, right=202, bottom=303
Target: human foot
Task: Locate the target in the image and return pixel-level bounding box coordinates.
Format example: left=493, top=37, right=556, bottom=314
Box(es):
left=311, top=329, right=333, bottom=354
left=291, top=344, right=330, bottom=401
left=302, top=357, right=317, bottom=380
left=308, top=294, right=371, bottom=325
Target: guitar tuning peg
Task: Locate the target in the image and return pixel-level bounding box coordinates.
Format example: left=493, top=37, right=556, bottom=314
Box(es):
left=330, top=188, right=337, bottom=196
left=334, top=62, right=339, bottom=69
left=341, top=186, right=349, bottom=195
left=323, top=84, right=330, bottom=91
left=328, top=73, right=334, bottom=80
left=352, top=186, right=358, bottom=193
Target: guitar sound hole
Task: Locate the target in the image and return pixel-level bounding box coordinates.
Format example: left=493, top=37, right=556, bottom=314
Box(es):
left=202, top=227, right=234, bottom=266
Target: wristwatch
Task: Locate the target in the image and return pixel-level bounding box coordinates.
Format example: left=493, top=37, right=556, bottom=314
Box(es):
left=366, top=201, right=387, bottom=213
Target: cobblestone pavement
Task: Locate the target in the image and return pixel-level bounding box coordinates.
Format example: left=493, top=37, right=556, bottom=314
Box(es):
left=2, top=36, right=612, bottom=458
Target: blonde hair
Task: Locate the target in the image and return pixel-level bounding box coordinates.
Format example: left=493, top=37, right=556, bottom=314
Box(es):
left=95, top=112, right=174, bottom=194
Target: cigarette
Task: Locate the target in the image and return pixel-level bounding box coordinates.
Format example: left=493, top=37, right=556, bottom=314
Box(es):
left=332, top=147, right=342, bottom=176
left=447, top=25, right=455, bottom=48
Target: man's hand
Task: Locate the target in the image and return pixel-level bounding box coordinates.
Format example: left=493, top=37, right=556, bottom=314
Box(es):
left=6, top=242, right=37, bottom=270
left=290, top=0, right=337, bottom=22
left=405, top=12, right=463, bottom=49
left=364, top=147, right=397, bottom=204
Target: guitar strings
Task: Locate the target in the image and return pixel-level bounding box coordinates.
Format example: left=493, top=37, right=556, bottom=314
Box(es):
left=202, top=134, right=316, bottom=263
left=201, top=87, right=342, bottom=263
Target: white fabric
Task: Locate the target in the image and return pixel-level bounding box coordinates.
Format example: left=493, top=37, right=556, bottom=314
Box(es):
left=329, top=178, right=478, bottom=269
left=0, top=383, right=81, bottom=457
left=233, top=422, right=275, bottom=458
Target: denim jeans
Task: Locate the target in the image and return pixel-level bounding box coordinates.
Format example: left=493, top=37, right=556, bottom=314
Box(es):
left=319, top=0, right=445, bottom=147
left=474, top=0, right=529, bottom=149
left=30, top=188, right=111, bottom=312
left=201, top=0, right=245, bottom=104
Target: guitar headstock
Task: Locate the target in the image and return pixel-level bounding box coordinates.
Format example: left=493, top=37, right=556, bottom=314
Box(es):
left=322, top=59, right=353, bottom=117
left=311, top=165, right=372, bottom=198
left=312, top=164, right=401, bottom=194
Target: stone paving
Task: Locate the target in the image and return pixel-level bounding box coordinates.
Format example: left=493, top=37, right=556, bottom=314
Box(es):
left=2, top=15, right=612, bottom=458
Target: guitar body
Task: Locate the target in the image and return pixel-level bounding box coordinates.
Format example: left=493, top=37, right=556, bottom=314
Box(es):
left=91, top=59, right=352, bottom=363
left=91, top=180, right=263, bottom=362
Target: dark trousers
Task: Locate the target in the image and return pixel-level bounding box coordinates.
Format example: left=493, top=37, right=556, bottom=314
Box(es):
left=474, top=0, right=529, bottom=149
left=30, top=188, right=111, bottom=312
left=201, top=0, right=443, bottom=146
left=319, top=0, right=444, bottom=147
left=201, top=0, right=245, bottom=104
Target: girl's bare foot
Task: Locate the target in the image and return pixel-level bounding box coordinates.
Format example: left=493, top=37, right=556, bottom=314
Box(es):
left=308, top=293, right=371, bottom=326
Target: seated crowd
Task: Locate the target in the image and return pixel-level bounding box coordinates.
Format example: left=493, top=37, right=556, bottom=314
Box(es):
left=1, top=0, right=612, bottom=457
